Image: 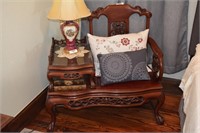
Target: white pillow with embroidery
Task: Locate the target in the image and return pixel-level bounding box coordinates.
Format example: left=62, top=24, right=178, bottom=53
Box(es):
left=87, top=29, right=149, bottom=76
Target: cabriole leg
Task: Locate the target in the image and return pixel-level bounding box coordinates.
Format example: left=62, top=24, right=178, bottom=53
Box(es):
left=46, top=100, right=57, bottom=132
left=151, top=92, right=165, bottom=125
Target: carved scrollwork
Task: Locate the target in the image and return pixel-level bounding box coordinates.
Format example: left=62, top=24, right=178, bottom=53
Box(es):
left=67, top=96, right=144, bottom=109
left=152, top=54, right=160, bottom=78
left=64, top=73, right=80, bottom=79
left=90, top=7, right=104, bottom=18
left=54, top=39, right=66, bottom=47
left=53, top=38, right=86, bottom=47
left=111, top=21, right=127, bottom=36
left=134, top=6, right=152, bottom=18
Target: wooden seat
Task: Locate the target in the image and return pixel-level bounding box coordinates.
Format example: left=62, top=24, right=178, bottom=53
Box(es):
left=49, top=81, right=162, bottom=97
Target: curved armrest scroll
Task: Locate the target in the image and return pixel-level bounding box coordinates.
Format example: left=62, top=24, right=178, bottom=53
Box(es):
left=147, top=37, right=163, bottom=81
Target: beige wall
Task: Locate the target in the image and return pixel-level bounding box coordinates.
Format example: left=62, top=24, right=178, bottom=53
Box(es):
left=0, top=0, right=60, bottom=116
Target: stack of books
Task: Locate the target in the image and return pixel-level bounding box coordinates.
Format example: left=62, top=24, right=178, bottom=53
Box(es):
left=53, top=78, right=86, bottom=91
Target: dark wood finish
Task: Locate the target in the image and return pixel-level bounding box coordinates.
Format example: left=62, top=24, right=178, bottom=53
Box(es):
left=1, top=88, right=47, bottom=132
left=25, top=78, right=182, bottom=132
left=46, top=38, right=95, bottom=131
left=88, top=4, right=152, bottom=36
left=47, top=38, right=95, bottom=92
left=46, top=4, right=164, bottom=131
left=0, top=114, right=13, bottom=131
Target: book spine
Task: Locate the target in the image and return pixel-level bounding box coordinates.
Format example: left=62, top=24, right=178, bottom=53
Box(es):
left=54, top=85, right=86, bottom=91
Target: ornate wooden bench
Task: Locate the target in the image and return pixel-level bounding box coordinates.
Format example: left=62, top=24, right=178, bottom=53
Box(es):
left=46, top=4, right=165, bottom=131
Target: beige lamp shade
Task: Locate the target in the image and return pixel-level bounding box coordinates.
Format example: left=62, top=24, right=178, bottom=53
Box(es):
left=48, top=0, right=91, bottom=21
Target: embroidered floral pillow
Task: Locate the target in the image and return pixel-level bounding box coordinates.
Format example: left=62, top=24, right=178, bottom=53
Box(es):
left=87, top=29, right=149, bottom=76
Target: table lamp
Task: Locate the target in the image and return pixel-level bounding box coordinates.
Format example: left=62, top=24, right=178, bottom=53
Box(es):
left=48, top=0, right=91, bottom=54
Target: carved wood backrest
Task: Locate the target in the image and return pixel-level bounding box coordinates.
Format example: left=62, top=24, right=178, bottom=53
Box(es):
left=88, top=4, right=152, bottom=36
left=88, top=4, right=163, bottom=81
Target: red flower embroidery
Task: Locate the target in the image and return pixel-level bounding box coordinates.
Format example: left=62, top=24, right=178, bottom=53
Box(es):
left=121, top=38, right=130, bottom=46
left=138, top=38, right=143, bottom=43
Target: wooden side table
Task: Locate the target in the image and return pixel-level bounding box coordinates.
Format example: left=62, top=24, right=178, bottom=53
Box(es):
left=46, top=38, right=95, bottom=131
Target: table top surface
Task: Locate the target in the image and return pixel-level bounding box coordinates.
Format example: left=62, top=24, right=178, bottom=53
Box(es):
left=49, top=43, right=94, bottom=71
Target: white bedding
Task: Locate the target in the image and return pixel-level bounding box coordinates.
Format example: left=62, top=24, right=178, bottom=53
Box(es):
left=179, top=43, right=200, bottom=133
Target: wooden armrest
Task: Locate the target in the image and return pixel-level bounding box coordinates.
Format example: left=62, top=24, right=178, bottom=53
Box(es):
left=147, top=37, right=163, bottom=81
